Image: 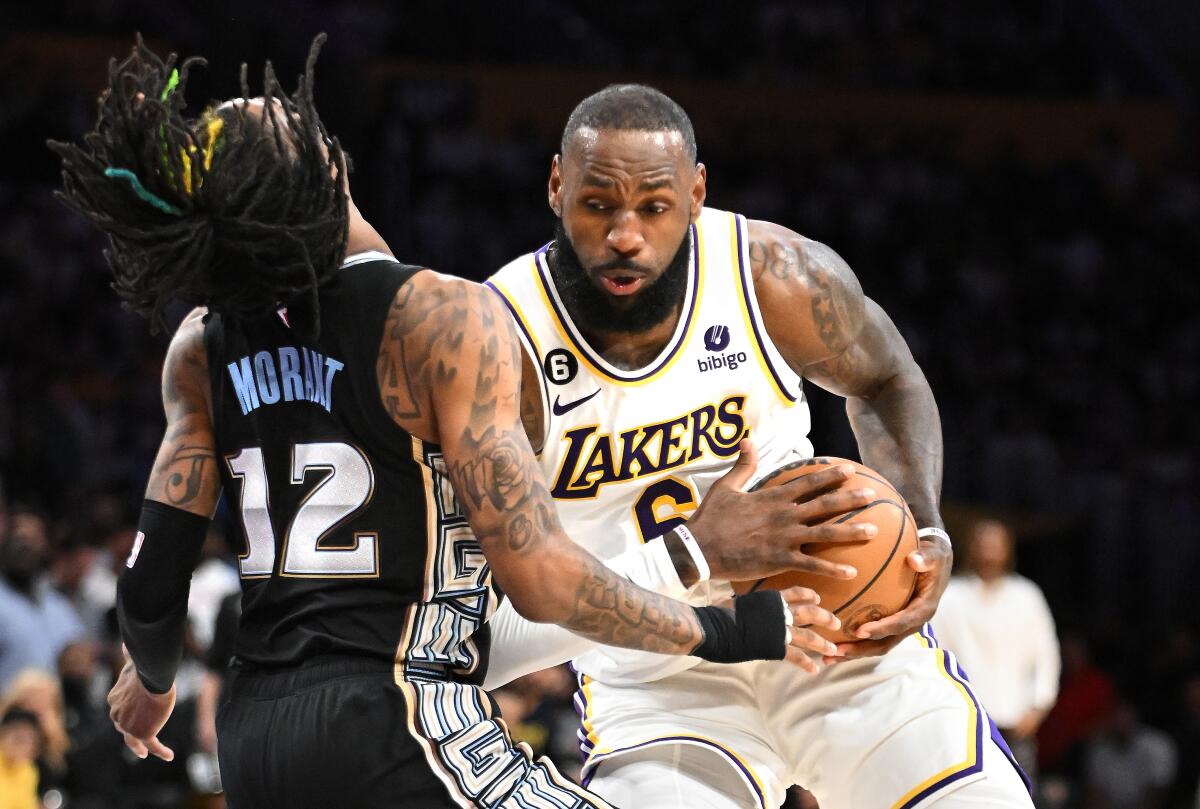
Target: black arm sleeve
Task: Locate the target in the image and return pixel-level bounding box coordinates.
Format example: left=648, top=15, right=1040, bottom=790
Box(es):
left=116, top=499, right=210, bottom=694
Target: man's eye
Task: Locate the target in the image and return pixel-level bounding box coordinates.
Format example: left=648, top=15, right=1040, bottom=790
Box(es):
left=586, top=201, right=608, bottom=211
left=645, top=205, right=667, bottom=215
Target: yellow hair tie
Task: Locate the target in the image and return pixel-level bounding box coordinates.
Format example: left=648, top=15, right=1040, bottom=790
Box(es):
left=179, top=117, right=226, bottom=197
left=202, top=117, right=224, bottom=172
left=179, top=146, right=195, bottom=196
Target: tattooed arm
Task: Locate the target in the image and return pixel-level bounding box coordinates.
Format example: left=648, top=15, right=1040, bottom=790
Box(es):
left=377, top=271, right=818, bottom=662
left=377, top=271, right=703, bottom=652
left=748, top=220, right=950, bottom=654
left=109, top=307, right=219, bottom=762
left=144, top=308, right=221, bottom=516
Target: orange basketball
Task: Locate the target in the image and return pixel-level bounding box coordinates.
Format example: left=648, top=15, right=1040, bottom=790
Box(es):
left=731, top=457, right=918, bottom=642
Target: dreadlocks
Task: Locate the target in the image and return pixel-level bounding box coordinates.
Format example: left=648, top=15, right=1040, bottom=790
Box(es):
left=49, top=33, right=348, bottom=337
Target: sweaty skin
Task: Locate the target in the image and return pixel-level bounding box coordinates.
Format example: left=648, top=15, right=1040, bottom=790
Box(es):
left=521, top=127, right=951, bottom=660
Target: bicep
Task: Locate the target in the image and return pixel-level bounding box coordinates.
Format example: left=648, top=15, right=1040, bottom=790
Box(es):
left=748, top=223, right=912, bottom=400
left=801, top=297, right=910, bottom=399
left=422, top=283, right=581, bottom=615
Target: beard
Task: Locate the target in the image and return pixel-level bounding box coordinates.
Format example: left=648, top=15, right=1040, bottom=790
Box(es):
left=548, top=218, right=691, bottom=334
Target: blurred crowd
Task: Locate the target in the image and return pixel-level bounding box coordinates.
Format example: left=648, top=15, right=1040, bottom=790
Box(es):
left=7, top=0, right=1178, bottom=99
left=1, top=3, right=1198, bottom=808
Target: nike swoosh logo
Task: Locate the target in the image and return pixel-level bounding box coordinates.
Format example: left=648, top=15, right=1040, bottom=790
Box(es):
left=552, top=389, right=600, bottom=416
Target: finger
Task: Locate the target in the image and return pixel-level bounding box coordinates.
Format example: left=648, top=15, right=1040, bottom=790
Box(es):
left=834, top=636, right=904, bottom=660
left=785, top=549, right=857, bottom=580
left=122, top=732, right=148, bottom=759
left=144, top=736, right=175, bottom=762
left=906, top=549, right=936, bottom=572
left=855, top=582, right=934, bottom=639
left=769, top=464, right=855, bottom=502
left=789, top=604, right=841, bottom=633
left=794, top=487, right=877, bottom=523
left=855, top=606, right=927, bottom=640
left=789, top=626, right=839, bottom=658
left=778, top=585, right=820, bottom=606
left=784, top=647, right=822, bottom=675
left=711, top=439, right=759, bottom=492
left=789, top=521, right=876, bottom=548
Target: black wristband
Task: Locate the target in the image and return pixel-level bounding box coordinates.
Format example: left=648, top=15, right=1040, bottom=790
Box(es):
left=691, top=591, right=788, bottom=664
left=117, top=499, right=210, bottom=694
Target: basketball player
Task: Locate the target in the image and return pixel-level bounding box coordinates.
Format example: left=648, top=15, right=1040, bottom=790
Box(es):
left=50, top=43, right=869, bottom=809
left=485, top=85, right=1036, bottom=808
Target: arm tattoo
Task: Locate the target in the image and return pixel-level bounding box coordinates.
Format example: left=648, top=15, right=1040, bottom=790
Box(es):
left=163, top=445, right=217, bottom=507
left=376, top=282, right=423, bottom=421
left=145, top=312, right=220, bottom=514
left=445, top=425, right=536, bottom=519
left=385, top=276, right=706, bottom=655
left=749, top=223, right=943, bottom=529
left=749, top=235, right=851, bottom=355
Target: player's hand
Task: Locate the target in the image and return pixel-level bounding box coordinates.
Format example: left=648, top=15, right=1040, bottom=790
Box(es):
left=687, top=441, right=878, bottom=583
left=827, top=530, right=952, bottom=663
left=780, top=586, right=843, bottom=674
left=107, top=648, right=176, bottom=762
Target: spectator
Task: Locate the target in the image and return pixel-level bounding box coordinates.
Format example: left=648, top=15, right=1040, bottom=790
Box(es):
left=1168, top=673, right=1200, bottom=809
left=0, top=708, right=42, bottom=809
left=1038, top=634, right=1117, bottom=777
left=186, top=526, right=239, bottom=653
left=0, top=509, right=87, bottom=690
left=0, top=670, right=71, bottom=785
left=195, top=590, right=239, bottom=757
left=1084, top=699, right=1177, bottom=809
left=933, top=518, right=1060, bottom=783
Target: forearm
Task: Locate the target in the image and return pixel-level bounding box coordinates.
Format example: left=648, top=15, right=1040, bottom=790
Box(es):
left=118, top=499, right=208, bottom=692
left=494, top=531, right=705, bottom=655
left=846, top=365, right=943, bottom=529
left=484, top=598, right=591, bottom=689
left=485, top=536, right=695, bottom=689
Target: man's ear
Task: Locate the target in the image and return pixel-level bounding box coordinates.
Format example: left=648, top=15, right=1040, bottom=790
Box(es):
left=548, top=154, right=563, bottom=217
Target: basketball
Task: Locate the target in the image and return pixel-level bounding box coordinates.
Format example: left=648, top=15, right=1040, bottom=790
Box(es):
left=731, top=457, right=919, bottom=643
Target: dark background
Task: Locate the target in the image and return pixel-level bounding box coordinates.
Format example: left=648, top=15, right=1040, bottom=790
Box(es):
left=0, top=2, right=1197, bottom=807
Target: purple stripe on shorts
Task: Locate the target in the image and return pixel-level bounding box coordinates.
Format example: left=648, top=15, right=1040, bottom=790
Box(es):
left=581, top=735, right=767, bottom=809
left=895, top=626, right=986, bottom=809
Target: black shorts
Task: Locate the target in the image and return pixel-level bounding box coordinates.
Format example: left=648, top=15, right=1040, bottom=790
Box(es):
left=216, top=656, right=612, bottom=809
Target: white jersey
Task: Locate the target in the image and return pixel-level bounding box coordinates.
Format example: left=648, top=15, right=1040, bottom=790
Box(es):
left=488, top=206, right=813, bottom=685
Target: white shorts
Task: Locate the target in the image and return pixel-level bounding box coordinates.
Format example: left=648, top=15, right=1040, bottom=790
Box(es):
left=572, top=625, right=1029, bottom=809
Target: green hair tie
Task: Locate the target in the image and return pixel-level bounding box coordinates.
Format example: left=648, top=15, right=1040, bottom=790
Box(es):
left=158, top=68, right=181, bottom=189
left=160, top=68, right=180, bottom=101
left=104, top=168, right=183, bottom=215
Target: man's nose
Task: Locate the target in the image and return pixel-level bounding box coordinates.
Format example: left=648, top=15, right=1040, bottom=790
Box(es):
left=606, top=211, right=645, bottom=255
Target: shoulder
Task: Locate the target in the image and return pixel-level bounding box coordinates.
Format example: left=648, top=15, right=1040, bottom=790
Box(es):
left=745, top=219, right=866, bottom=363
left=746, top=221, right=864, bottom=316
left=383, top=271, right=510, bottom=336
left=164, top=308, right=209, bottom=378
left=490, top=250, right=541, bottom=285
left=1006, top=574, right=1047, bottom=600
left=35, top=580, right=81, bottom=620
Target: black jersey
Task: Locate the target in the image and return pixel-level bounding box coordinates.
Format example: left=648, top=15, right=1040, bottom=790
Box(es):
left=204, top=253, right=493, bottom=681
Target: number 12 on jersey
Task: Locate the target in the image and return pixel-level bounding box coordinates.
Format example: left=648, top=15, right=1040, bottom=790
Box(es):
left=226, top=442, right=380, bottom=578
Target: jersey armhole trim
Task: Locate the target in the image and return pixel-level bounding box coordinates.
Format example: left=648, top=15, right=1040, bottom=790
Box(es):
left=485, top=280, right=551, bottom=455
left=731, top=214, right=799, bottom=405
left=341, top=249, right=396, bottom=268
